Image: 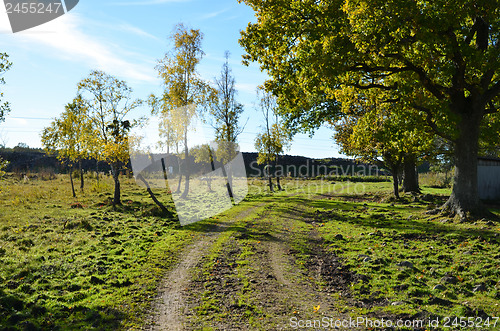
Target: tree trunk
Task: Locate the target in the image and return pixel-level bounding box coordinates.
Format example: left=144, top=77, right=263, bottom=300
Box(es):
left=391, top=167, right=400, bottom=199
left=176, top=174, right=182, bottom=193
left=181, top=170, right=190, bottom=199
left=175, top=157, right=182, bottom=193
left=266, top=162, right=274, bottom=192
left=276, top=175, right=282, bottom=191
left=442, top=109, right=483, bottom=219
left=403, top=154, right=419, bottom=193
left=69, top=165, right=76, bottom=198
left=79, top=159, right=84, bottom=192
left=136, top=173, right=173, bottom=218
left=180, top=140, right=190, bottom=199
left=275, top=157, right=282, bottom=191
left=95, top=159, right=99, bottom=183
left=161, top=158, right=168, bottom=181
left=221, top=160, right=234, bottom=204
left=110, top=163, right=121, bottom=206
left=383, top=154, right=401, bottom=199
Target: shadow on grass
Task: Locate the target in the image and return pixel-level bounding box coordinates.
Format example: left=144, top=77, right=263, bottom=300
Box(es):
left=306, top=198, right=499, bottom=243
left=0, top=288, right=126, bottom=331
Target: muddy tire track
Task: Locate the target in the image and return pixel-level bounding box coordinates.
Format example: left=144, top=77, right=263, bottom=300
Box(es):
left=143, top=205, right=261, bottom=331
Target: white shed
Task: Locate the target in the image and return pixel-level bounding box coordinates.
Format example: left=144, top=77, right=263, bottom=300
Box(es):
left=478, top=157, right=500, bottom=200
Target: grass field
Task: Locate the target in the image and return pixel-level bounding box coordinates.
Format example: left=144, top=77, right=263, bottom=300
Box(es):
left=0, top=173, right=499, bottom=330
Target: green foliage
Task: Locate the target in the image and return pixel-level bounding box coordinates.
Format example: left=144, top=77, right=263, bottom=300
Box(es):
left=155, top=23, right=210, bottom=137
left=0, top=52, right=12, bottom=122
left=420, top=171, right=454, bottom=189
left=240, top=0, right=500, bottom=135
left=239, top=0, right=500, bottom=213
left=78, top=70, right=141, bottom=166
left=154, top=24, right=211, bottom=198
left=254, top=89, right=291, bottom=165
left=41, top=95, right=93, bottom=165
left=334, top=90, right=434, bottom=172
left=190, top=143, right=214, bottom=165
left=0, top=157, right=8, bottom=178
left=148, top=94, right=180, bottom=154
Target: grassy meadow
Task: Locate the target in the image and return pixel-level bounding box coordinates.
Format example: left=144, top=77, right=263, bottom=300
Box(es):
left=0, top=172, right=499, bottom=330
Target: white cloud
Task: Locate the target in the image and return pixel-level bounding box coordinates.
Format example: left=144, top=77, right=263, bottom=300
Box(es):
left=0, top=8, right=12, bottom=33
left=3, top=13, right=158, bottom=84
left=235, top=82, right=260, bottom=95
left=116, top=23, right=161, bottom=41
left=201, top=8, right=230, bottom=20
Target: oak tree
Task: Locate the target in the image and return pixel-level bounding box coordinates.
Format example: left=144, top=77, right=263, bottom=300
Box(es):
left=240, top=0, right=500, bottom=218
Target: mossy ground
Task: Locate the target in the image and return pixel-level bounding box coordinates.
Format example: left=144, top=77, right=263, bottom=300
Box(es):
left=0, top=173, right=498, bottom=330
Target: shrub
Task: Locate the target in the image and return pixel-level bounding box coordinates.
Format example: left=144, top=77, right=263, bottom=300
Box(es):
left=0, top=157, right=8, bottom=178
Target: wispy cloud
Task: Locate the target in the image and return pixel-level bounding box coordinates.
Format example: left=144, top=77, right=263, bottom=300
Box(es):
left=7, top=13, right=158, bottom=84
left=112, top=0, right=190, bottom=6
left=201, top=8, right=230, bottom=20
left=116, top=23, right=161, bottom=41
left=235, top=83, right=260, bottom=95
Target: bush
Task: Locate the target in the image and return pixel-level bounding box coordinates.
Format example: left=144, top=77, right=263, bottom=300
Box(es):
left=0, top=157, right=8, bottom=178
left=72, top=169, right=81, bottom=179
left=38, top=167, right=56, bottom=180
left=420, top=172, right=453, bottom=188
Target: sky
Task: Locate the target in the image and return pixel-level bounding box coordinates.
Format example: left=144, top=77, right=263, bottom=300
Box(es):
left=0, top=0, right=342, bottom=159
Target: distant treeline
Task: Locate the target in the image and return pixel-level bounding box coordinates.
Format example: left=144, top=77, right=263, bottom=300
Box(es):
left=0, top=148, right=410, bottom=178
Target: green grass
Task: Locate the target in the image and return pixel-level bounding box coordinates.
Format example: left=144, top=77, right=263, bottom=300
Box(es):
left=0, top=174, right=205, bottom=330
left=309, top=196, right=500, bottom=322
left=0, top=172, right=498, bottom=330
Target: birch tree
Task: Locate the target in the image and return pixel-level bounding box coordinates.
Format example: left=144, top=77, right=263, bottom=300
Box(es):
left=78, top=70, right=141, bottom=206
left=210, top=51, right=245, bottom=197
left=255, top=89, right=291, bottom=192
left=155, top=24, right=210, bottom=199
left=41, top=95, right=93, bottom=197
left=0, top=53, right=11, bottom=179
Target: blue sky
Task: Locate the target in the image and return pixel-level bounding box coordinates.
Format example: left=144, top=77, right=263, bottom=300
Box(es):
left=0, top=0, right=341, bottom=158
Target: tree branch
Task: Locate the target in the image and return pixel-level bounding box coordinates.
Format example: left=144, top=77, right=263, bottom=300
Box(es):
left=411, top=104, right=456, bottom=142
left=384, top=54, right=448, bottom=100
left=351, top=82, right=397, bottom=90
left=484, top=80, right=500, bottom=102
left=380, top=97, right=401, bottom=104
left=349, top=63, right=411, bottom=75
left=480, top=69, right=494, bottom=91
left=484, top=101, right=498, bottom=114
left=445, top=29, right=472, bottom=95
